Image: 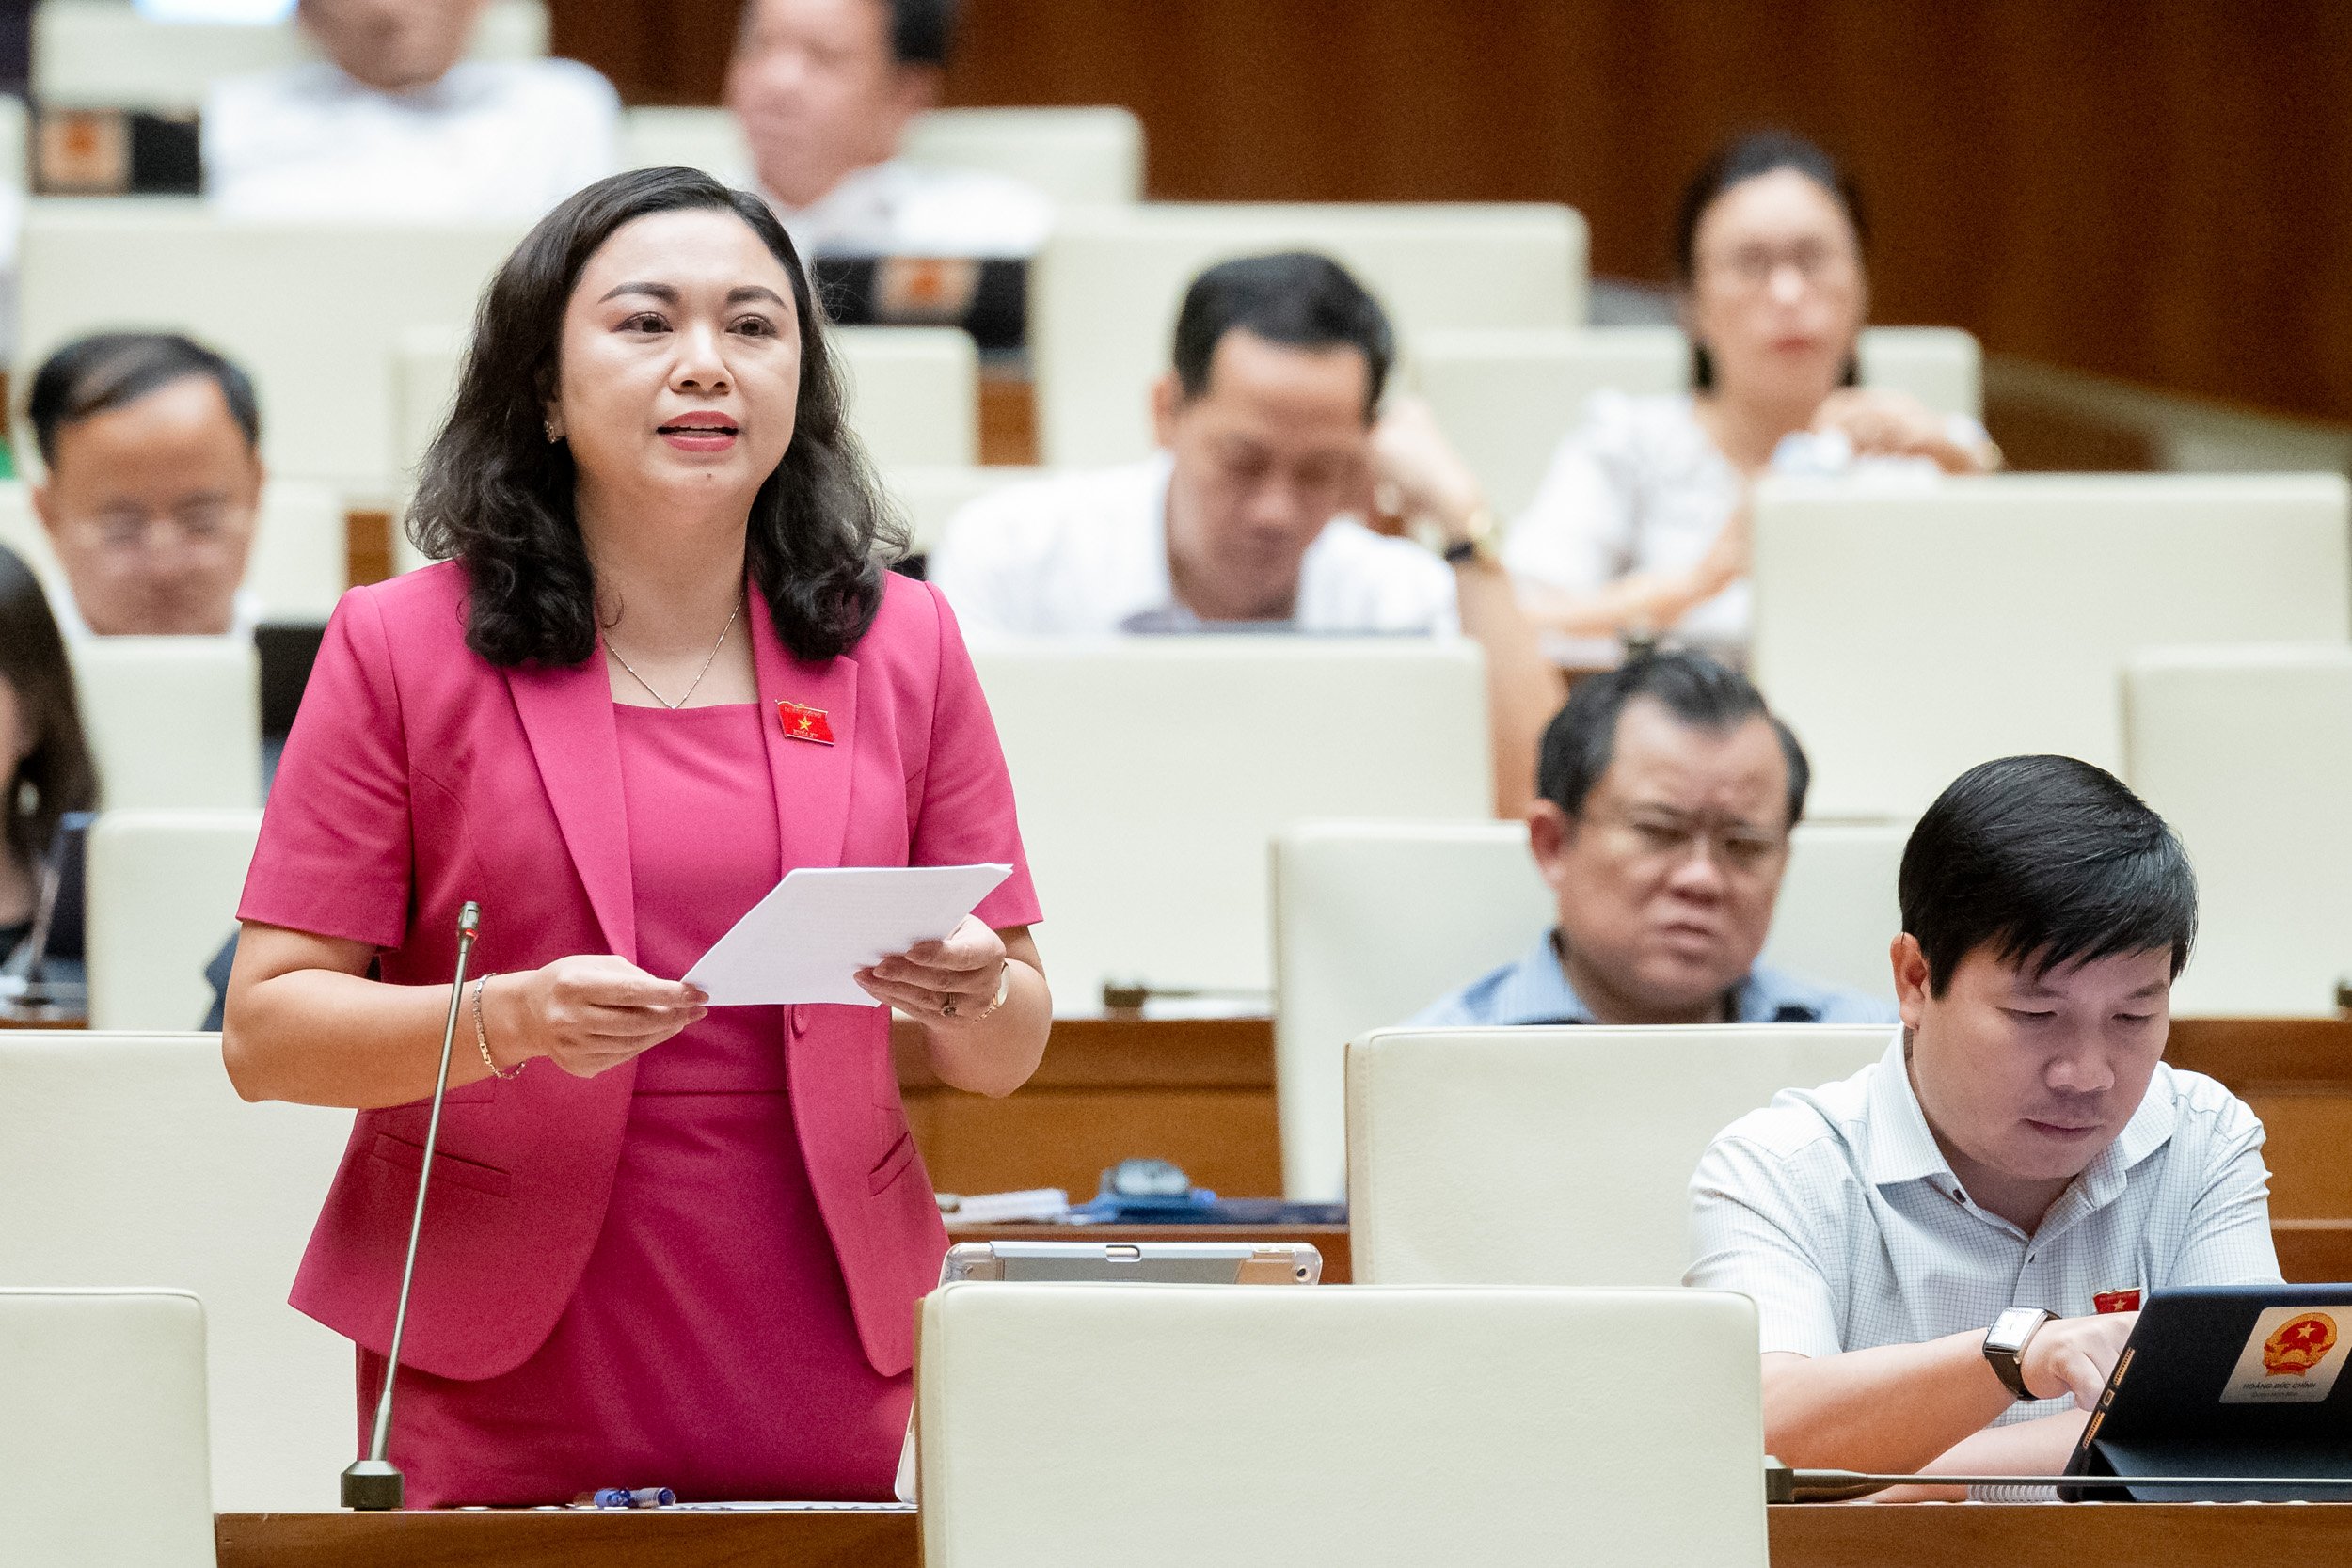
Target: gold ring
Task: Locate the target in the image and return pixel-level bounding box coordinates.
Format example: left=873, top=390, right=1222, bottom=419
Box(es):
left=940, top=995, right=958, bottom=1018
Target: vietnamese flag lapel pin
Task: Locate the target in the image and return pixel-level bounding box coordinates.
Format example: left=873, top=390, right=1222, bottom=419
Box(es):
left=776, top=700, right=835, bottom=745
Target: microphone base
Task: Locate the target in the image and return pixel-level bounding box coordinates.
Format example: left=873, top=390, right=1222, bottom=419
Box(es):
left=342, top=1459, right=405, bottom=1511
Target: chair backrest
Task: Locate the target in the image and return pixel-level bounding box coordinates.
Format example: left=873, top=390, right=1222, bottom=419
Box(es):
left=0, top=1033, right=352, bottom=1512
left=391, top=321, right=976, bottom=487
left=0, top=478, right=346, bottom=623
left=918, top=1280, right=1767, bottom=1568
left=1347, top=1023, right=1890, bottom=1286
left=1031, top=203, right=1587, bottom=467
left=20, top=205, right=527, bottom=494
left=1271, top=819, right=1902, bottom=1199
left=621, top=104, right=1145, bottom=206
left=1750, top=472, right=2352, bottom=819
left=36, top=0, right=548, bottom=110
left=74, top=636, right=262, bottom=809
left=882, top=464, right=1040, bottom=557
left=1414, top=325, right=1982, bottom=517
left=87, top=808, right=262, bottom=1030
left=832, top=325, right=978, bottom=466
left=2124, top=644, right=2352, bottom=1015
left=974, top=639, right=1489, bottom=1002
left=0, top=1288, right=215, bottom=1567
left=901, top=105, right=1145, bottom=205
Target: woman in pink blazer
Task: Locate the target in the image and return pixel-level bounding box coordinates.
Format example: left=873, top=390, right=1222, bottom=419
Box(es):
left=222, top=168, right=1050, bottom=1506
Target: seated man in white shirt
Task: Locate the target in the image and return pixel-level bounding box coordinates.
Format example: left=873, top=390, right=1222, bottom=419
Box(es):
left=928, top=251, right=1561, bottom=817
left=728, top=0, right=1051, bottom=260
left=202, top=0, right=621, bottom=220
left=1687, top=754, right=2280, bottom=1494
left=27, top=333, right=262, bottom=639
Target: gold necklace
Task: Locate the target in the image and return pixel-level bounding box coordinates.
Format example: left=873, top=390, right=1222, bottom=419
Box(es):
left=606, top=596, right=742, bottom=710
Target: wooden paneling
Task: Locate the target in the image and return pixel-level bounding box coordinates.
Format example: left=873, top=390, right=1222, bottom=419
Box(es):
left=549, top=0, right=2352, bottom=423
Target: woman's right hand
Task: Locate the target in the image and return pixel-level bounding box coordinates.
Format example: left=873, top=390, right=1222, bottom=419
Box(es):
left=483, top=956, right=707, bottom=1079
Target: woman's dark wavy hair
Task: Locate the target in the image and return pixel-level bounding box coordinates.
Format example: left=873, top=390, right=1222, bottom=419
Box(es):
left=1672, top=129, right=1868, bottom=391
left=408, top=166, right=904, bottom=667
left=0, top=546, right=96, bottom=866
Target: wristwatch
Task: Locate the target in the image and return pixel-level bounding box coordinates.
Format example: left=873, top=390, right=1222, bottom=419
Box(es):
left=1982, top=1306, right=2056, bottom=1401
left=1439, top=505, right=1501, bottom=568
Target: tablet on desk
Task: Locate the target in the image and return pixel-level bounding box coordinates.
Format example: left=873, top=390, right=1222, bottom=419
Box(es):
left=940, top=1240, right=1322, bottom=1286
left=2064, top=1283, right=2352, bottom=1501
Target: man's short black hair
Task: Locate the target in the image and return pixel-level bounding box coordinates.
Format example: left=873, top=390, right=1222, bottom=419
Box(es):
left=886, top=0, right=957, bottom=67
left=26, top=331, right=261, bottom=470
left=1170, top=252, right=1394, bottom=420
left=1536, top=650, right=1809, bottom=827
left=1899, top=754, right=2198, bottom=997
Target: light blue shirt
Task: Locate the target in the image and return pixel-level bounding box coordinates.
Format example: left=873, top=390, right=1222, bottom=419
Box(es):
left=1408, top=930, right=1898, bottom=1029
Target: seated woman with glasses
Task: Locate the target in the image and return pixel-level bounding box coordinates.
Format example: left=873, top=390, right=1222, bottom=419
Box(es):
left=1410, top=651, right=1894, bottom=1029
left=1505, top=131, right=1999, bottom=661
left=26, top=332, right=264, bottom=641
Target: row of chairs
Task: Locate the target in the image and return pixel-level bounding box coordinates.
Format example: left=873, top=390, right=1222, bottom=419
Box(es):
left=0, top=1018, right=1863, bottom=1528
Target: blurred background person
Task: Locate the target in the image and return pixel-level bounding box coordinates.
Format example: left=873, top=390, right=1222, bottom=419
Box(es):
left=1413, top=652, right=1893, bottom=1028
left=727, top=0, right=1051, bottom=260
left=202, top=0, right=620, bottom=219
left=0, top=544, right=98, bottom=971
left=26, top=332, right=263, bottom=639
left=929, top=251, right=1559, bottom=818
left=1505, top=131, right=1998, bottom=659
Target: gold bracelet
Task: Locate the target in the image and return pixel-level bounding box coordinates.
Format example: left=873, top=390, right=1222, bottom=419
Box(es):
left=972, top=964, right=1012, bottom=1022
left=473, top=973, right=522, bottom=1081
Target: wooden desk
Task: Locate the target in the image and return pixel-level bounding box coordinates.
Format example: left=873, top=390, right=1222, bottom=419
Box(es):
left=212, top=1503, right=2352, bottom=1567
left=901, top=1015, right=2352, bottom=1279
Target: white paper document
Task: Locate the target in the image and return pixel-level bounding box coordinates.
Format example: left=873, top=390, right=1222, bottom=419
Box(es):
left=684, top=863, right=1012, bottom=1006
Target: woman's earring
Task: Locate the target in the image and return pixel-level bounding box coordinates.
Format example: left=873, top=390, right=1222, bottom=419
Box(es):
left=544, top=419, right=562, bottom=444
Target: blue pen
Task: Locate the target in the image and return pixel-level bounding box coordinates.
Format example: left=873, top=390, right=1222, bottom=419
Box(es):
left=592, top=1486, right=676, bottom=1508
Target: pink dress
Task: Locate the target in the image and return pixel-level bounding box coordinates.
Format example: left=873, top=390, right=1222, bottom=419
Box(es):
left=359, top=702, right=907, bottom=1505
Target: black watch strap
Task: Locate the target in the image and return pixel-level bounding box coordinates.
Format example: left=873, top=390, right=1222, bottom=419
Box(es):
left=1983, top=1306, right=2056, bottom=1401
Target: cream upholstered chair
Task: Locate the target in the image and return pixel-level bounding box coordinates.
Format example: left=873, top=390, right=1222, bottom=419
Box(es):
left=832, top=325, right=979, bottom=465
left=87, top=809, right=262, bottom=1031
left=622, top=104, right=1145, bottom=205
left=1750, top=472, right=2352, bottom=819
left=73, top=637, right=262, bottom=809
left=1271, top=820, right=1902, bottom=1200
left=918, top=1280, right=1767, bottom=1568
left=1347, top=1024, right=1889, bottom=1286
left=20, top=207, right=528, bottom=496
left=974, top=639, right=1489, bottom=1003
left=0, top=1033, right=352, bottom=1512
left=35, top=0, right=547, bottom=111
left=2124, top=644, right=2352, bottom=1015
left=1412, top=325, right=1981, bottom=518
left=1031, top=203, right=1587, bottom=467
left=0, top=479, right=346, bottom=623
left=0, top=1288, right=215, bottom=1567
left=902, top=105, right=1145, bottom=204
left=882, top=464, right=1040, bottom=557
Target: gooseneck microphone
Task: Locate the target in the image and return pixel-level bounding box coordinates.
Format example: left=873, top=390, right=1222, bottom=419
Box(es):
left=342, top=899, right=484, bottom=1512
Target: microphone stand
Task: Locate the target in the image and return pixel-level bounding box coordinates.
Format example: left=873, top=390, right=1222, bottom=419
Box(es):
left=1766, top=1458, right=2352, bottom=1503
left=342, top=900, right=483, bottom=1512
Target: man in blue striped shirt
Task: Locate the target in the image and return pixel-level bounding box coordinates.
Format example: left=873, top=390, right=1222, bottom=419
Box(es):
left=1411, top=651, right=1892, bottom=1029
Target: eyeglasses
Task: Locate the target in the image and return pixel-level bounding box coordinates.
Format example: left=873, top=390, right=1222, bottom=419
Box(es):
left=1699, top=240, right=1860, bottom=293
left=73, top=498, right=248, bottom=555
left=1583, top=803, right=1790, bottom=875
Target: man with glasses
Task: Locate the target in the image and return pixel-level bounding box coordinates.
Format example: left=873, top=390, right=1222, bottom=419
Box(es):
left=1410, top=650, right=1892, bottom=1027
left=27, top=333, right=264, bottom=639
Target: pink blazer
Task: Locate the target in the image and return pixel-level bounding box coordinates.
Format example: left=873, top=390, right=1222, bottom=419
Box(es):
left=239, top=562, right=1040, bottom=1383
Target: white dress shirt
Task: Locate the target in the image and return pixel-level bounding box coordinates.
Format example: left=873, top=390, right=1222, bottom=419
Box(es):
left=764, top=157, right=1054, bottom=259
left=1686, top=1032, right=2281, bottom=1432
left=201, top=59, right=621, bottom=221
left=927, top=453, right=1460, bottom=637
left=49, top=582, right=263, bottom=641
left=1506, top=391, right=1980, bottom=657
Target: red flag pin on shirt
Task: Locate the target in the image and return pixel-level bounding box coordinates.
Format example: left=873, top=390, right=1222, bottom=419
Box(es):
left=2093, top=1288, right=2142, bottom=1315
left=776, top=701, right=834, bottom=745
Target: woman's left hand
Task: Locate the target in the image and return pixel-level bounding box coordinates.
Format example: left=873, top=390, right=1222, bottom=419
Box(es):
left=856, top=915, right=1008, bottom=1023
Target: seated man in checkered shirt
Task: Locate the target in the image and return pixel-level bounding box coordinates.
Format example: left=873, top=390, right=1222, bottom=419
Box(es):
left=1687, top=754, right=2281, bottom=1488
